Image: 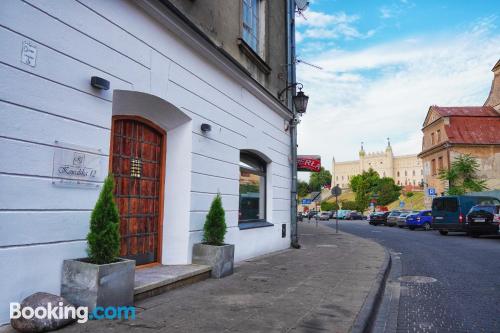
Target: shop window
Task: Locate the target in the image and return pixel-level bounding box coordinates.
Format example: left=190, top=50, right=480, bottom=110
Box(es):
left=239, top=152, right=266, bottom=223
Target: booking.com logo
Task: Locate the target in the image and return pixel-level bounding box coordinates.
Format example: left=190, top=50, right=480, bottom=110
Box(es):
left=10, top=302, right=135, bottom=323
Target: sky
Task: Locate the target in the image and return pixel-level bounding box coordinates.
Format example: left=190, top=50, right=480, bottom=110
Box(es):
left=296, top=0, right=500, bottom=181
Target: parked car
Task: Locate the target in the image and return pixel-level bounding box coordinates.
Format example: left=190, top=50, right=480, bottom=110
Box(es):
left=369, top=212, right=390, bottom=226
left=397, top=211, right=419, bottom=228
left=345, top=211, right=364, bottom=220
left=386, top=210, right=402, bottom=227
left=432, top=196, right=500, bottom=235
left=466, top=204, right=500, bottom=237
left=319, top=212, right=331, bottom=220
left=406, top=210, right=433, bottom=230
left=336, top=210, right=351, bottom=220
left=307, top=210, right=318, bottom=219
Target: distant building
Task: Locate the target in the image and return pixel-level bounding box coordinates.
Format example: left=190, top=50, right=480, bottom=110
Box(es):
left=331, top=140, right=423, bottom=190
left=418, top=60, right=500, bottom=200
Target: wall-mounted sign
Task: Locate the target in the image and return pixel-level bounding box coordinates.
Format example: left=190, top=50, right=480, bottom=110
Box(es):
left=297, top=155, right=321, bottom=172
left=427, top=188, right=436, bottom=196
left=301, top=199, right=312, bottom=205
left=52, top=141, right=104, bottom=188
left=21, top=41, right=37, bottom=67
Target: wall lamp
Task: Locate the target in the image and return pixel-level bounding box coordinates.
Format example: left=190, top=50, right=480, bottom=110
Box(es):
left=91, top=76, right=110, bottom=90
left=278, top=82, right=309, bottom=115
left=201, top=123, right=212, bottom=133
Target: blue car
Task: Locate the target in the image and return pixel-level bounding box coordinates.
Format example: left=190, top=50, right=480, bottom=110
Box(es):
left=406, top=210, right=433, bottom=231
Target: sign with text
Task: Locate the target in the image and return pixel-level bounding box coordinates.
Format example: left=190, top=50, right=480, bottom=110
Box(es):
left=301, top=199, right=312, bottom=205
left=52, top=141, right=104, bottom=188
left=297, top=155, right=321, bottom=172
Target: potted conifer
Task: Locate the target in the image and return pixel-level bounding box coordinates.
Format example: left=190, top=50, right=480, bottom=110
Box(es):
left=192, top=194, right=234, bottom=278
left=61, top=175, right=134, bottom=310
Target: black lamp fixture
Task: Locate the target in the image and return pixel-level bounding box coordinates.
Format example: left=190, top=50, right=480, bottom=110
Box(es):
left=90, top=76, right=110, bottom=90
left=278, top=82, right=309, bottom=115
left=201, top=123, right=212, bottom=133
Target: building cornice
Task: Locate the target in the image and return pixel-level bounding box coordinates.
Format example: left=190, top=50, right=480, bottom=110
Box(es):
left=137, top=0, right=292, bottom=120
left=418, top=141, right=500, bottom=158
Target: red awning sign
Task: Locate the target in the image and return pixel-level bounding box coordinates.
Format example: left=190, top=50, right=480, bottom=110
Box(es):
left=297, top=155, right=321, bottom=172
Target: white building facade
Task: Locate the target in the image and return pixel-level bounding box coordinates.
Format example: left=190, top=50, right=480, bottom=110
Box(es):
left=0, top=0, right=294, bottom=324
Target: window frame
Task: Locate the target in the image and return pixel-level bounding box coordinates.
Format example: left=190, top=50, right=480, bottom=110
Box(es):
left=241, top=0, right=264, bottom=55
left=239, top=152, right=268, bottom=225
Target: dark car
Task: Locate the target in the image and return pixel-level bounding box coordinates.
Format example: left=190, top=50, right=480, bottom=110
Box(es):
left=345, top=211, right=363, bottom=220
left=466, top=205, right=500, bottom=237
left=406, top=210, right=432, bottom=230
left=369, top=212, right=390, bottom=226
left=432, top=196, right=500, bottom=235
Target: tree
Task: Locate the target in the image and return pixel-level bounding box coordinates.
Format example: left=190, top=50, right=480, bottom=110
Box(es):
left=341, top=201, right=358, bottom=210
left=321, top=201, right=339, bottom=211
left=309, top=167, right=332, bottom=192
left=298, top=180, right=310, bottom=198
left=203, top=194, right=227, bottom=246
left=439, top=154, right=487, bottom=195
left=349, top=168, right=381, bottom=212
left=374, top=177, right=401, bottom=206
left=87, top=175, right=120, bottom=265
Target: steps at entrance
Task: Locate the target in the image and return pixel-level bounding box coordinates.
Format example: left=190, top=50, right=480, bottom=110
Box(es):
left=134, top=264, right=211, bottom=301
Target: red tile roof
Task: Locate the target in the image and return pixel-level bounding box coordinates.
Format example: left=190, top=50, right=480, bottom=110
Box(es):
left=445, top=116, right=500, bottom=145
left=431, top=106, right=499, bottom=117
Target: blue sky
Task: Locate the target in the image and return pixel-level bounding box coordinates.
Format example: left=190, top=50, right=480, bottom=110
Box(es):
left=296, top=0, right=500, bottom=180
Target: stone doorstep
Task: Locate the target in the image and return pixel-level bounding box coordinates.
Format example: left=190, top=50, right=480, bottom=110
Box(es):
left=134, top=264, right=212, bottom=302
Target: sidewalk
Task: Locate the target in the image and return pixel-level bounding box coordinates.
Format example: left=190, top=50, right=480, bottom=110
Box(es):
left=58, top=222, right=386, bottom=333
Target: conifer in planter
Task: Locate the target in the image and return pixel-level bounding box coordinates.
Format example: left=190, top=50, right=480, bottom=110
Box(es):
left=192, top=194, right=234, bottom=278
left=61, top=175, right=135, bottom=310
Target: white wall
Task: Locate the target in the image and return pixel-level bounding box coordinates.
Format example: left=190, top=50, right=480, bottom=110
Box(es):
left=0, top=0, right=291, bottom=323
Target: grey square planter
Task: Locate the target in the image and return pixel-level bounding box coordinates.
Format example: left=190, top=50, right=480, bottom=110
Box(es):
left=61, top=258, right=135, bottom=311
left=192, top=243, right=234, bottom=278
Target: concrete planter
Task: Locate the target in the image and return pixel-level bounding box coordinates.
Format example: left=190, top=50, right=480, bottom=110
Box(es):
left=192, top=243, right=234, bottom=278
left=61, top=258, right=135, bottom=310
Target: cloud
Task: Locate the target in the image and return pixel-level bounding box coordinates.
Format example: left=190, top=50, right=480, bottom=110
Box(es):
left=296, top=10, right=373, bottom=42
left=379, top=1, right=415, bottom=19
left=297, top=16, right=500, bottom=181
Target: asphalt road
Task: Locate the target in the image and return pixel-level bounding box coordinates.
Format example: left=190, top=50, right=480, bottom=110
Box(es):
left=323, top=219, right=500, bottom=333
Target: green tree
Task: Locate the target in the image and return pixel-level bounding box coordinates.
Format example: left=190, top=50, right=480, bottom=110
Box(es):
left=309, top=167, right=332, bottom=192
left=297, top=180, right=310, bottom=198
left=321, top=201, right=339, bottom=211
left=439, top=154, right=487, bottom=195
left=341, top=201, right=358, bottom=210
left=374, top=177, right=401, bottom=206
left=349, top=168, right=380, bottom=212
left=203, top=194, right=227, bottom=246
left=87, top=175, right=120, bottom=265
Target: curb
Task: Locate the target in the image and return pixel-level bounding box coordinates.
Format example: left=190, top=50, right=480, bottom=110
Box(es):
left=350, top=246, right=392, bottom=333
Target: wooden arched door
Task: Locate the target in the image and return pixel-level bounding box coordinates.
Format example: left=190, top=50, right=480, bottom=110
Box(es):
left=110, top=116, right=165, bottom=266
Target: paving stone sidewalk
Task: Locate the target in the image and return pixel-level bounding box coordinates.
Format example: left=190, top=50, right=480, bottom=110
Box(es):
left=56, top=222, right=385, bottom=333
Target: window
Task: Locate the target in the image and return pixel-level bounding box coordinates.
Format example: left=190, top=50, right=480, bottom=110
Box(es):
left=437, top=129, right=441, bottom=142
left=397, top=171, right=400, bottom=177
left=336, top=176, right=338, bottom=181
left=242, top=0, right=261, bottom=53
left=431, top=132, right=435, bottom=145
left=412, top=170, right=415, bottom=176
left=438, top=156, right=443, bottom=171
left=383, top=171, right=386, bottom=177
left=405, top=170, right=407, bottom=176
left=431, top=159, right=436, bottom=175
left=239, top=152, right=266, bottom=222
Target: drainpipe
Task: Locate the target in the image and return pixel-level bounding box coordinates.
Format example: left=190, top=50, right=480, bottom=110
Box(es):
left=287, top=0, right=300, bottom=248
